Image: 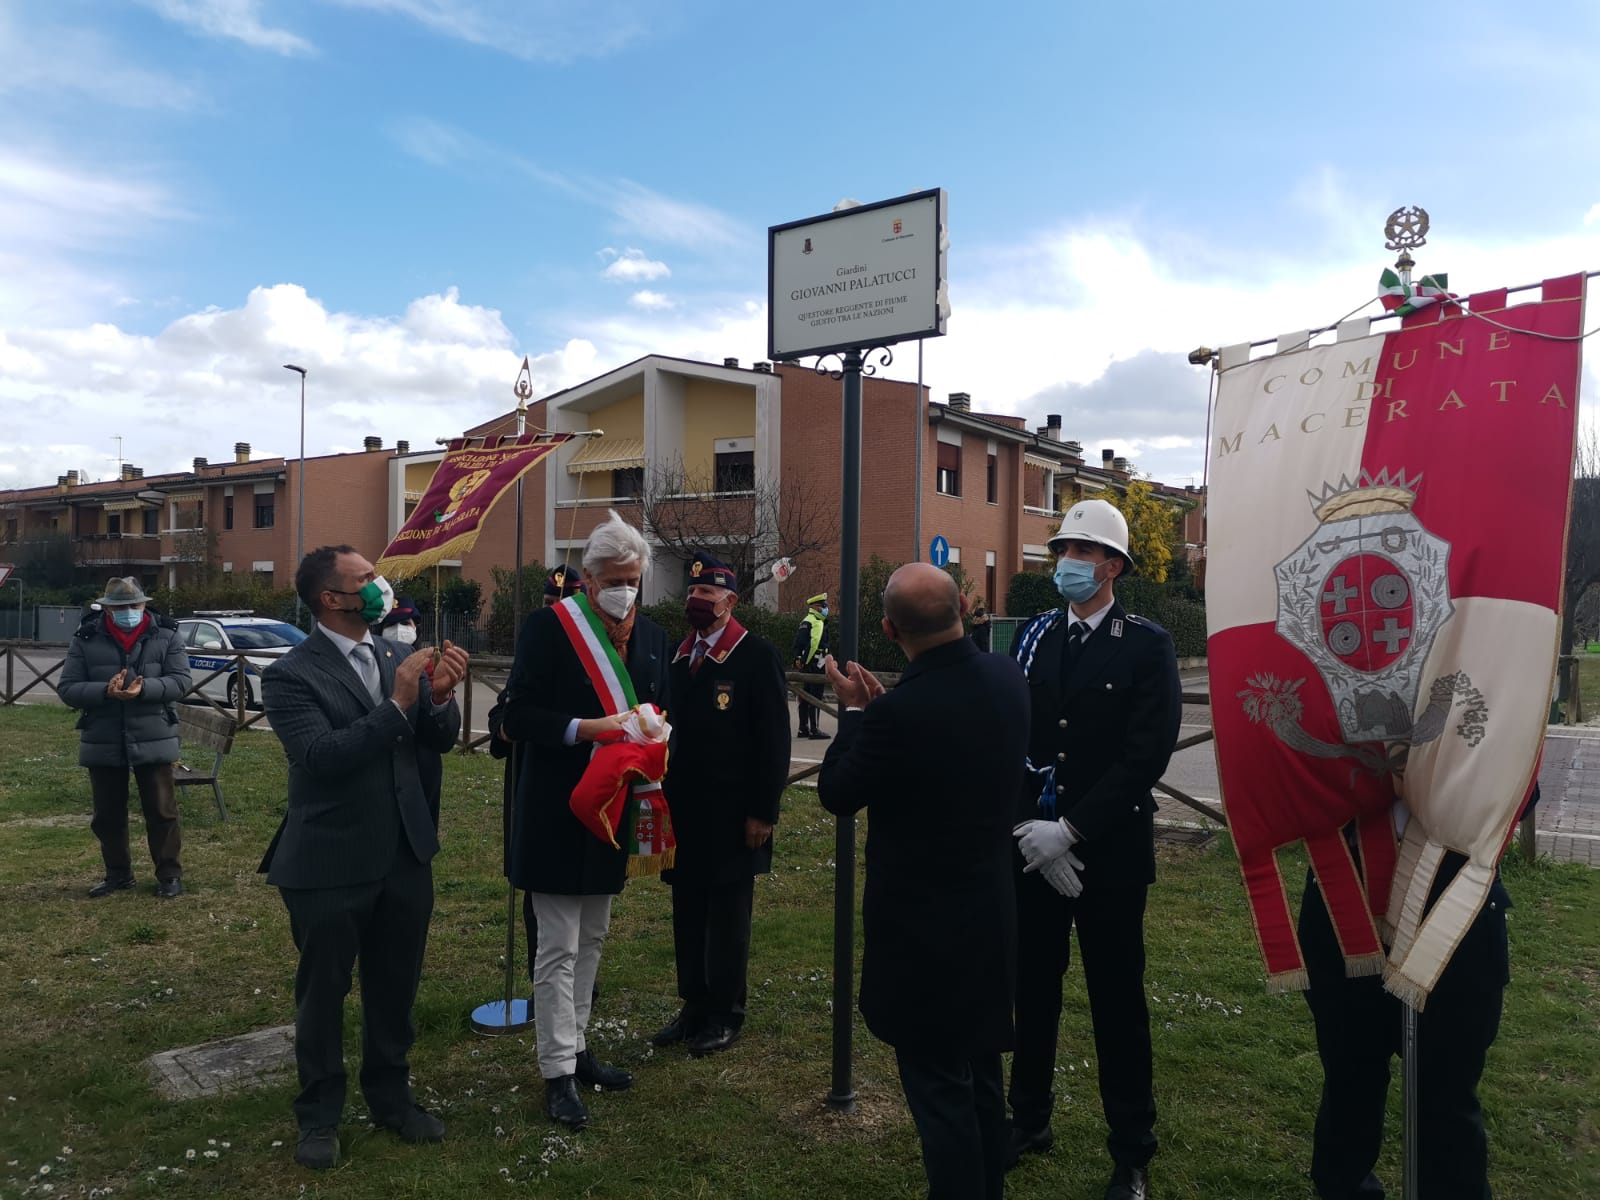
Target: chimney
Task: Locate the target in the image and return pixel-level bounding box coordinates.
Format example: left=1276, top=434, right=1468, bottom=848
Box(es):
left=364, top=436, right=382, bottom=452
left=121, top=463, right=136, bottom=481
left=67, top=470, right=79, bottom=485
left=947, top=392, right=971, bottom=412
left=753, top=361, right=773, bottom=373
left=1046, top=414, right=1062, bottom=441
left=131, top=467, right=143, bottom=479
left=234, top=442, right=250, bottom=464
left=193, top=456, right=207, bottom=472
left=1113, top=456, right=1129, bottom=473
left=723, top=357, right=739, bottom=369
left=1100, top=448, right=1114, bottom=468
left=396, top=440, right=410, bottom=454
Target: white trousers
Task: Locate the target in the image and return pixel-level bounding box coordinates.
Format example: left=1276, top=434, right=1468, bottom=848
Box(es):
left=530, top=892, right=613, bottom=1079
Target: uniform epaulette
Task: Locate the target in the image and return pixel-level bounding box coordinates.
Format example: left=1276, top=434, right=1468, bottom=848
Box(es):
left=1124, top=612, right=1168, bottom=633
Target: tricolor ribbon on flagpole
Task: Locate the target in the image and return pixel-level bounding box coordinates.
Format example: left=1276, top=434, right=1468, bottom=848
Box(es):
left=1378, top=268, right=1452, bottom=318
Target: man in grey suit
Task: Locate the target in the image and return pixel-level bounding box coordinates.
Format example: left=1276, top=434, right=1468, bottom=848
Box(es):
left=261, top=544, right=468, bottom=1170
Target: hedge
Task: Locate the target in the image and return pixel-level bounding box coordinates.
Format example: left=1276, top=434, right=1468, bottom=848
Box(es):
left=1004, top=571, right=1208, bottom=658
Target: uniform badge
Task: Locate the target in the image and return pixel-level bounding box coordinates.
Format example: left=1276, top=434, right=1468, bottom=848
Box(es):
left=715, top=682, right=734, bottom=711
left=1110, top=618, right=1124, bottom=638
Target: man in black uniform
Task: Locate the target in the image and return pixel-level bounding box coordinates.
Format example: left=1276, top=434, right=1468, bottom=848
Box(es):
left=791, top=591, right=831, bottom=739
left=652, top=552, right=791, bottom=1057
left=819, top=562, right=1029, bottom=1200
left=1297, top=788, right=1528, bottom=1199
left=1007, top=499, right=1182, bottom=1200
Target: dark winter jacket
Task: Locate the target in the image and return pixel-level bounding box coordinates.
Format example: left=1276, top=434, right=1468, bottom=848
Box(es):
left=58, top=611, right=192, bottom=769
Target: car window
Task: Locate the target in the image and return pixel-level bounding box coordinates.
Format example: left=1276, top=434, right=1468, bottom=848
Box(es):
left=223, top=622, right=307, bottom=650
left=192, top=622, right=225, bottom=649
left=179, top=621, right=199, bottom=647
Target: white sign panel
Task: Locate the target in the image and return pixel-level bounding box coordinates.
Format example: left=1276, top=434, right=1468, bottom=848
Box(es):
left=768, top=189, right=948, bottom=361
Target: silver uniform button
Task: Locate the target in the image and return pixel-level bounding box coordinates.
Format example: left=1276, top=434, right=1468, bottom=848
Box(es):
left=1056, top=752, right=1066, bottom=763
left=1055, top=785, right=1065, bottom=795
left=1058, top=718, right=1068, bottom=729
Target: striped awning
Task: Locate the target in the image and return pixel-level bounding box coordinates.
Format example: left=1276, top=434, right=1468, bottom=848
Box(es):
left=565, top=436, right=645, bottom=474
left=164, top=490, right=203, bottom=502
left=101, top=498, right=149, bottom=512
left=1023, top=453, right=1059, bottom=472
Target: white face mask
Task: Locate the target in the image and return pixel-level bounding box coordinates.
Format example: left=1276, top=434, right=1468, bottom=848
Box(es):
left=595, top=584, right=638, bottom=620
left=384, top=624, right=417, bottom=646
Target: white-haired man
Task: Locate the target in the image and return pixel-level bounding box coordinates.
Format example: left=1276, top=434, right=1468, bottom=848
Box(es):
left=500, top=510, right=672, bottom=1130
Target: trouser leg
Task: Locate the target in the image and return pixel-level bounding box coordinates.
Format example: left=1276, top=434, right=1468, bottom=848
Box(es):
left=132, top=762, right=182, bottom=881
left=570, top=894, right=612, bottom=1055
left=523, top=889, right=540, bottom=988
left=1075, top=885, right=1157, bottom=1168
left=670, top=883, right=711, bottom=1018
left=1008, top=866, right=1073, bottom=1132
left=896, top=1047, right=987, bottom=1200
left=973, top=1051, right=1007, bottom=1200
left=704, top=876, right=754, bottom=1026
left=1300, top=872, right=1391, bottom=1200
left=357, top=854, right=433, bottom=1123
left=87, top=766, right=133, bottom=880
left=281, top=882, right=369, bottom=1130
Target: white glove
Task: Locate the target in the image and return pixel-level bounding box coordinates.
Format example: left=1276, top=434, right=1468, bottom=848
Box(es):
left=1012, top=818, right=1077, bottom=869
left=1038, top=849, right=1086, bottom=898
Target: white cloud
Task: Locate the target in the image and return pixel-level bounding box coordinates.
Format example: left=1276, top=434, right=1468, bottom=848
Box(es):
left=0, top=12, right=202, bottom=111
left=332, top=0, right=651, bottom=62
left=1585, top=203, right=1600, bottom=227
left=0, top=284, right=600, bottom=488
left=140, top=0, right=316, bottom=56
left=389, top=118, right=750, bottom=250
left=628, top=290, right=673, bottom=310
left=601, top=248, right=671, bottom=283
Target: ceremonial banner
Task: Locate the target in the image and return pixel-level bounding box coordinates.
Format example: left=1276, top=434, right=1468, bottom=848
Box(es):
left=1206, top=274, right=1585, bottom=1005
left=375, top=433, right=572, bottom=576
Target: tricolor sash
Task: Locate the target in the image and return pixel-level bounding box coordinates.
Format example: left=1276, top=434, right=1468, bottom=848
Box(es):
left=554, top=593, right=675, bottom=877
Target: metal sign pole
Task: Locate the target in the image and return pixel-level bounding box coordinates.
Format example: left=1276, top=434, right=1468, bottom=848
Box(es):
left=826, top=346, right=864, bottom=1113
left=1402, top=1000, right=1419, bottom=1199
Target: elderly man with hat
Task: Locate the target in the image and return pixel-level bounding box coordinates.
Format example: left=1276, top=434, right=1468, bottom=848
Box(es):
left=58, top=578, right=193, bottom=898
left=790, top=591, right=832, bottom=739
left=652, top=551, right=791, bottom=1057
left=1004, top=499, right=1181, bottom=1200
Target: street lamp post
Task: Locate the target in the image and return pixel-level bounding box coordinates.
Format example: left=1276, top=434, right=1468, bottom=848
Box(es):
left=283, top=364, right=307, bottom=623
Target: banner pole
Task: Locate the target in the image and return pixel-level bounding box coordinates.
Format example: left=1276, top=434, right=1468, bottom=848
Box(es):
left=1402, top=1000, right=1419, bottom=1199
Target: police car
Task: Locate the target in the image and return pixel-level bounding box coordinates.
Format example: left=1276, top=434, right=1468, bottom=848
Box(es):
left=178, top=611, right=307, bottom=709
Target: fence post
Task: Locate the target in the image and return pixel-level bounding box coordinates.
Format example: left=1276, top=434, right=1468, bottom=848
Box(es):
left=235, top=654, right=247, bottom=725
left=4, top=646, right=12, bottom=706
left=1573, top=655, right=1585, bottom=725
left=460, top=661, right=474, bottom=752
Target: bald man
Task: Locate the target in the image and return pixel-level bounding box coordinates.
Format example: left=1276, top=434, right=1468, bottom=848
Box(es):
left=819, top=564, right=1030, bottom=1200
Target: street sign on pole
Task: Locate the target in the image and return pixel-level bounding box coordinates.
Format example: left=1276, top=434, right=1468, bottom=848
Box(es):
left=0, top=565, right=13, bottom=587
left=928, top=536, right=949, bottom=568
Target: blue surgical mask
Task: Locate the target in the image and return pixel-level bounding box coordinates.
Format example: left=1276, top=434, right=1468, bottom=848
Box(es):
left=819, top=606, right=829, bottom=618
left=1053, top=557, right=1102, bottom=604
left=111, top=608, right=144, bottom=630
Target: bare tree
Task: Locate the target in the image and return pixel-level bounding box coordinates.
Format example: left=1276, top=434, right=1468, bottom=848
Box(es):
left=638, top=457, right=839, bottom=586
left=1562, top=422, right=1600, bottom=655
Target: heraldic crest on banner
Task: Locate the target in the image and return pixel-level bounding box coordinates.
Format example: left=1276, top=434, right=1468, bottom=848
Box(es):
left=1239, top=468, right=1488, bottom=777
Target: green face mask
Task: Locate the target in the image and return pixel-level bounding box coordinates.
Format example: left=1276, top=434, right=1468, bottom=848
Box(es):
left=334, top=576, right=395, bottom=624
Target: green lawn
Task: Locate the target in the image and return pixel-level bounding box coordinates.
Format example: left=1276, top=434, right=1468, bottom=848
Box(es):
left=0, top=704, right=1595, bottom=1199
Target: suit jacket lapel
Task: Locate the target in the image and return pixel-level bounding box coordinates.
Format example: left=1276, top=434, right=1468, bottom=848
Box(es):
left=1063, top=603, right=1128, bottom=695
left=309, top=628, right=377, bottom=712
left=375, top=637, right=398, bottom=701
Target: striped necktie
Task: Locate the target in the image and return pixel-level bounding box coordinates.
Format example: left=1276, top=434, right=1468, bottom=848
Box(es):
left=689, top=638, right=709, bottom=672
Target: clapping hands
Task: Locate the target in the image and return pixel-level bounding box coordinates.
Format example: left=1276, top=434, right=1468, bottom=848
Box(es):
left=823, top=655, right=885, bottom=710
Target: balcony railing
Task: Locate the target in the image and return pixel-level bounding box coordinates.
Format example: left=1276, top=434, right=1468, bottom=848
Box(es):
left=74, top=534, right=162, bottom=564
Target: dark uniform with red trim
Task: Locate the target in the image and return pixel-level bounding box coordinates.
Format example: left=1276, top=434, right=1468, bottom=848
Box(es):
left=658, top=553, right=791, bottom=1050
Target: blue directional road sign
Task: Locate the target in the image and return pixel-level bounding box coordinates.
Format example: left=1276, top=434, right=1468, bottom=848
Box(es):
left=929, top=536, right=950, bottom=568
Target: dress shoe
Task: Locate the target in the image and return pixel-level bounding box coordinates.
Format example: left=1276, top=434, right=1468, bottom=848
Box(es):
left=294, top=1126, right=340, bottom=1170
left=651, top=1008, right=702, bottom=1047
left=379, top=1104, right=445, bottom=1143
left=795, top=730, right=813, bottom=740
left=1104, top=1163, right=1150, bottom=1200
left=685, top=1022, right=740, bottom=1057
left=575, top=1048, right=632, bottom=1091
left=88, top=877, right=135, bottom=898
left=545, top=1074, right=589, bottom=1129
left=156, top=878, right=183, bottom=899
left=1002, top=1122, right=1054, bottom=1171
left=810, top=730, right=831, bottom=741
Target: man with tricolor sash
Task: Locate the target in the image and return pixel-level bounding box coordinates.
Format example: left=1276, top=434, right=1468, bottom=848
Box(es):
left=652, top=551, right=791, bottom=1058
left=500, top=510, right=673, bottom=1130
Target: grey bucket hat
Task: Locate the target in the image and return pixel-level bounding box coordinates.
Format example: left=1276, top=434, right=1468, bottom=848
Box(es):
left=94, top=577, right=151, bottom=607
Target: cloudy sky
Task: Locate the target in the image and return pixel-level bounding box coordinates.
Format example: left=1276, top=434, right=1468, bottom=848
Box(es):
left=2, top=0, right=1598, bottom=491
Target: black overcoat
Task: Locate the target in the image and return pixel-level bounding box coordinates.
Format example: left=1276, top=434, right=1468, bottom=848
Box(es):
left=661, top=621, right=791, bottom=886
left=819, top=636, right=1028, bottom=1055
left=501, top=605, right=671, bottom=895
left=1013, top=601, right=1182, bottom=888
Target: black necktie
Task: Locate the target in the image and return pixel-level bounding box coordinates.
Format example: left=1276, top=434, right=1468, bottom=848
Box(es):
left=1065, top=620, right=1089, bottom=666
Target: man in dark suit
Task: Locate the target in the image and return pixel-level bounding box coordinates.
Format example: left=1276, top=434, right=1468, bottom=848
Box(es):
left=819, top=563, right=1029, bottom=1200
left=261, top=545, right=468, bottom=1171
left=1007, top=500, right=1182, bottom=1200
left=652, top=551, right=790, bottom=1057
left=500, top=511, right=671, bottom=1130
